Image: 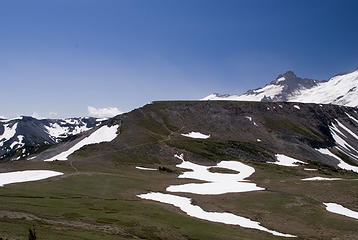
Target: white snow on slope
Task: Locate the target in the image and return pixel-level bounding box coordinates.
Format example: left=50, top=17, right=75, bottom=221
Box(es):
left=289, top=70, right=358, bottom=107
left=0, top=170, right=63, bottom=187
left=10, top=135, right=25, bottom=149
left=304, top=168, right=317, bottom=171
left=276, top=77, right=286, bottom=83
left=136, top=166, right=157, bottom=171
left=0, top=123, right=18, bottom=147
left=324, top=203, right=358, bottom=220
left=328, top=121, right=358, bottom=161
left=316, top=148, right=358, bottom=173
left=293, top=105, right=300, bottom=110
left=245, top=116, right=258, bottom=126
left=302, top=177, right=343, bottom=181
left=270, top=154, right=307, bottom=167
left=335, top=120, right=358, bottom=140
left=0, top=117, right=23, bottom=123
left=44, top=125, right=119, bottom=161
left=45, top=121, right=91, bottom=142
left=346, top=113, right=358, bottom=124
left=202, top=84, right=284, bottom=102
left=181, top=132, right=210, bottom=139
left=138, top=192, right=296, bottom=238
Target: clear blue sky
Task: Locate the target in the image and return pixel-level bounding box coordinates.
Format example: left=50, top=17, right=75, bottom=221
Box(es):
left=1, top=0, right=358, bottom=118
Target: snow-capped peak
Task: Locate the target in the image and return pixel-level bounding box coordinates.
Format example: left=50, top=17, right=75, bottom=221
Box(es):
left=202, top=71, right=318, bottom=102
left=202, top=68, right=358, bottom=107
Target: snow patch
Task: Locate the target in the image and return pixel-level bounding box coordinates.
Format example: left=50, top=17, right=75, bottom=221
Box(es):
left=335, top=120, right=358, bottom=140
left=276, top=77, right=286, bottom=83
left=174, top=153, right=184, bottom=161
left=0, top=170, right=63, bottom=187
left=293, top=105, right=300, bottom=110
left=302, top=177, right=342, bottom=181
left=0, top=123, right=18, bottom=147
left=346, top=113, right=358, bottom=124
left=9, top=135, right=25, bottom=149
left=245, top=116, right=252, bottom=122
left=324, top=203, right=358, bottom=220
left=136, top=166, right=157, bottom=171
left=181, top=132, right=210, bottom=139
left=270, top=154, right=307, bottom=167
left=44, top=125, right=119, bottom=161
left=167, top=156, right=264, bottom=195
left=138, top=192, right=295, bottom=237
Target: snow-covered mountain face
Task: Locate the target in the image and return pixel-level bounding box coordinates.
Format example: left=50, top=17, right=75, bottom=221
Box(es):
left=202, top=69, right=358, bottom=107
left=0, top=116, right=103, bottom=161
left=289, top=70, right=358, bottom=107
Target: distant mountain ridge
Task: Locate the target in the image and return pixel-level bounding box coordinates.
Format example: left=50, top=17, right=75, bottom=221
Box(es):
left=0, top=116, right=104, bottom=161
left=202, top=69, right=358, bottom=107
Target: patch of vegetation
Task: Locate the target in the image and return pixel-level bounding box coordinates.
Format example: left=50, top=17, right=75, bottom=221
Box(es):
left=138, top=118, right=170, bottom=137
left=208, top=167, right=239, bottom=174
left=158, top=166, right=175, bottom=173
left=263, top=116, right=322, bottom=140
left=335, top=150, right=358, bottom=167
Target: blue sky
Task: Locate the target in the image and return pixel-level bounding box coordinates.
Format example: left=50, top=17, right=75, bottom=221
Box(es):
left=1, top=0, right=358, bottom=118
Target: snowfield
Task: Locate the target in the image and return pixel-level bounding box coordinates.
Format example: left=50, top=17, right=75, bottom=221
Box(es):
left=271, top=154, right=307, bottom=167
left=44, top=125, right=119, bottom=161
left=181, top=132, right=210, bottom=139
left=324, top=203, right=358, bottom=220
left=167, top=156, right=264, bottom=195
left=289, top=70, right=358, bottom=107
left=0, top=170, right=63, bottom=187
left=138, top=192, right=296, bottom=238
